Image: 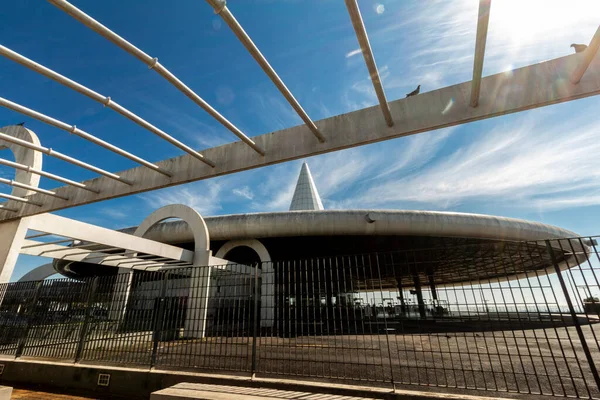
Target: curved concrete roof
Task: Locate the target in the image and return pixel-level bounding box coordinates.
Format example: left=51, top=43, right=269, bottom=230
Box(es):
left=56, top=209, right=584, bottom=285
left=120, top=210, right=579, bottom=244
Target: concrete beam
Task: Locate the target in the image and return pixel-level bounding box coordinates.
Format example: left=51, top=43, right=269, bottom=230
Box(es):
left=1, top=52, right=599, bottom=221
left=470, top=0, right=491, bottom=107
left=572, top=25, right=600, bottom=84
left=345, top=0, right=393, bottom=126
left=19, top=239, right=173, bottom=269
left=27, top=214, right=194, bottom=262
left=207, top=0, right=325, bottom=143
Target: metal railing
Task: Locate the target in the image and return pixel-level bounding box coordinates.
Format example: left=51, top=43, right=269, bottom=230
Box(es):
left=1, top=237, right=600, bottom=398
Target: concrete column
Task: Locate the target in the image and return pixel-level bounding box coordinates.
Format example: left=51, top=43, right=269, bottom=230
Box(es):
left=108, top=268, right=134, bottom=323
left=0, top=218, right=31, bottom=283
left=0, top=125, right=42, bottom=284
left=396, top=277, right=406, bottom=314
left=184, top=252, right=211, bottom=338
left=428, top=270, right=438, bottom=301
left=412, top=272, right=427, bottom=319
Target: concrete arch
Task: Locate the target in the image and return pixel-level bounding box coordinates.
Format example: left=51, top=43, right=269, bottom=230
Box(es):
left=0, top=125, right=43, bottom=282
left=134, top=204, right=210, bottom=265
left=18, top=263, right=56, bottom=282
left=215, top=239, right=271, bottom=263
left=216, top=239, right=273, bottom=328
left=115, top=204, right=212, bottom=338
left=0, top=125, right=43, bottom=197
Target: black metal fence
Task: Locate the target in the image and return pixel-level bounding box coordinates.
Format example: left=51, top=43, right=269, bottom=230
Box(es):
left=2, top=237, right=600, bottom=398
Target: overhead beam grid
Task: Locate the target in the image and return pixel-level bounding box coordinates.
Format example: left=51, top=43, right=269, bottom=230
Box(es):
left=0, top=97, right=171, bottom=177
left=0, top=130, right=132, bottom=186
left=205, top=0, right=326, bottom=143
left=345, top=0, right=393, bottom=127
left=0, top=157, right=98, bottom=193
left=47, top=0, right=264, bottom=156
left=572, top=26, right=600, bottom=84
left=0, top=2, right=598, bottom=221
left=0, top=44, right=215, bottom=167
left=470, top=0, right=492, bottom=107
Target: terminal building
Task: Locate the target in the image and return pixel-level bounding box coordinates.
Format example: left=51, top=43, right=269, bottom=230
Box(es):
left=39, top=162, right=584, bottom=335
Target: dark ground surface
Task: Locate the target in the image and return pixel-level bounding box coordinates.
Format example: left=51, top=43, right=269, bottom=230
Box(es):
left=6, top=324, right=600, bottom=399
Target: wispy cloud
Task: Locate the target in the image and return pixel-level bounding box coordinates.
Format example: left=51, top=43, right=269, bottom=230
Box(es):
left=340, top=106, right=600, bottom=211
left=232, top=186, right=254, bottom=200
left=346, top=48, right=362, bottom=58
left=245, top=90, right=303, bottom=131
left=142, top=181, right=224, bottom=215
left=124, top=90, right=231, bottom=149
left=100, top=207, right=128, bottom=220
left=373, top=127, right=455, bottom=180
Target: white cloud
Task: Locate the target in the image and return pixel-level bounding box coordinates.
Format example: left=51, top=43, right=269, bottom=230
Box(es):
left=232, top=186, right=254, bottom=200
left=142, top=181, right=223, bottom=215
left=246, top=90, right=302, bottom=131
left=342, top=106, right=600, bottom=211
left=216, top=85, right=235, bottom=105
left=346, top=48, right=362, bottom=58
left=100, top=208, right=128, bottom=220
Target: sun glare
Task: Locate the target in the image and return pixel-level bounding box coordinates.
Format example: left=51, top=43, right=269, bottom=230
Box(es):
left=489, top=0, right=600, bottom=46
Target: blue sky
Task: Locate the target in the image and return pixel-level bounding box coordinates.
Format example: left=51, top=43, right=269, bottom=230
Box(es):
left=1, top=0, right=599, bottom=281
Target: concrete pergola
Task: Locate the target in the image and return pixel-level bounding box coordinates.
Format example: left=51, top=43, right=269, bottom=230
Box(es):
left=0, top=0, right=599, bottom=284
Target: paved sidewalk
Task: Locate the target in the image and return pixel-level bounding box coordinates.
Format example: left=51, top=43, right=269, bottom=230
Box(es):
left=11, top=389, right=93, bottom=400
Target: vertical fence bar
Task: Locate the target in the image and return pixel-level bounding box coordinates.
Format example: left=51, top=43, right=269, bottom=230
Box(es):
left=74, top=277, right=99, bottom=362
left=151, top=272, right=169, bottom=368
left=545, top=240, right=600, bottom=394
left=251, top=262, right=260, bottom=378
left=375, top=254, right=397, bottom=391
left=15, top=281, right=42, bottom=358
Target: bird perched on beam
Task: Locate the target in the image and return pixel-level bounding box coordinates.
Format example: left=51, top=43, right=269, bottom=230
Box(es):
left=16, top=122, right=25, bottom=126
left=571, top=43, right=587, bottom=53
left=406, top=85, right=420, bottom=97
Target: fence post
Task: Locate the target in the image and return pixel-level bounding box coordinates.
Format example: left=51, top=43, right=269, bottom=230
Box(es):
left=15, top=281, right=43, bottom=358
left=151, top=272, right=170, bottom=368
left=251, top=262, right=259, bottom=378
left=74, top=276, right=99, bottom=362
left=545, top=240, right=600, bottom=393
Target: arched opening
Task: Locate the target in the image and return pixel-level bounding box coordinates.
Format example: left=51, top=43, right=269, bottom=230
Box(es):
left=223, top=245, right=262, bottom=266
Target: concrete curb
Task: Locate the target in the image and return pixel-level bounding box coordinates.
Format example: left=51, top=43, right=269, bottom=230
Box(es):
left=0, top=357, right=526, bottom=400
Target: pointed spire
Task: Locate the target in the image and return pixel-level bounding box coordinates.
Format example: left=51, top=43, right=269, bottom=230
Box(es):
left=289, top=162, right=324, bottom=211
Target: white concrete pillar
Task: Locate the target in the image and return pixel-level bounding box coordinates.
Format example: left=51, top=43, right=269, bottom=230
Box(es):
left=108, top=268, right=134, bottom=323
left=183, top=251, right=211, bottom=338
left=0, top=125, right=43, bottom=284
left=0, top=217, right=31, bottom=283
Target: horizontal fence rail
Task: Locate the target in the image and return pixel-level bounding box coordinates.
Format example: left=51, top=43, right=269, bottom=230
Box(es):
left=1, top=237, right=600, bottom=398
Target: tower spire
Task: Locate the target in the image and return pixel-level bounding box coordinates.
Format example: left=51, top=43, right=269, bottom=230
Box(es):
left=289, top=162, right=324, bottom=211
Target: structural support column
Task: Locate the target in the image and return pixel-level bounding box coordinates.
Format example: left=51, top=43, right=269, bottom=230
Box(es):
left=184, top=252, right=211, bottom=338
left=412, top=272, right=427, bottom=319
left=396, top=277, right=406, bottom=314
left=428, top=270, right=438, bottom=301
left=0, top=217, right=31, bottom=283
left=109, top=267, right=134, bottom=323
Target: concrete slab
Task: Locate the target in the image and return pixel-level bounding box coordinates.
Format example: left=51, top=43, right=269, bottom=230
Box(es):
left=150, top=382, right=378, bottom=399
left=150, top=382, right=507, bottom=400
left=0, top=386, right=12, bottom=400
